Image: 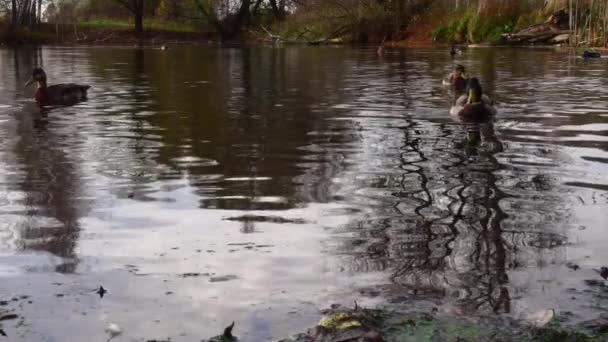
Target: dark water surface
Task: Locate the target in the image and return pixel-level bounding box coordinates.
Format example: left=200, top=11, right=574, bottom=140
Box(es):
left=0, top=45, right=607, bottom=341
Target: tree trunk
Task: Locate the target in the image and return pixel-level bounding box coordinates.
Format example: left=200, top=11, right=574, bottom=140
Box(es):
left=194, top=0, right=256, bottom=41
left=10, top=0, right=17, bottom=31
left=30, top=0, right=37, bottom=27
left=223, top=0, right=251, bottom=39
left=135, top=12, right=144, bottom=37
left=134, top=0, right=144, bottom=38
left=604, top=0, right=608, bottom=46
left=236, top=0, right=252, bottom=28
left=574, top=0, right=578, bottom=45
left=38, top=0, right=42, bottom=25
left=117, top=0, right=145, bottom=37
left=269, top=0, right=286, bottom=20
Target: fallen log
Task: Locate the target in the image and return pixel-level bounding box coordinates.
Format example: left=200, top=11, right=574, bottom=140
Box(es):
left=259, top=25, right=347, bottom=45
left=499, top=9, right=571, bottom=45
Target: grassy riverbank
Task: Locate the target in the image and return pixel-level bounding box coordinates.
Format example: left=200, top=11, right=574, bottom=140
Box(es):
left=0, top=20, right=215, bottom=45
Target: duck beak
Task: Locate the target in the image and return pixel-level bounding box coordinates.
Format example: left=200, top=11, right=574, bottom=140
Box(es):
left=24, top=77, right=35, bottom=87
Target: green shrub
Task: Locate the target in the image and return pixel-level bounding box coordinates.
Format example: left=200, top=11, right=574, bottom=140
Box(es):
left=432, top=16, right=471, bottom=42
left=433, top=13, right=517, bottom=43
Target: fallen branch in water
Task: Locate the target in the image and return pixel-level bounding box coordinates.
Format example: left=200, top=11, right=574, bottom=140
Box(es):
left=500, top=10, right=571, bottom=45
left=258, top=25, right=347, bottom=45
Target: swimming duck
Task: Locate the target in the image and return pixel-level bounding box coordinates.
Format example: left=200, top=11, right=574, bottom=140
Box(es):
left=450, top=44, right=463, bottom=57
left=442, top=64, right=468, bottom=94
left=450, top=77, right=496, bottom=123
left=25, top=68, right=90, bottom=106
left=582, top=50, right=601, bottom=58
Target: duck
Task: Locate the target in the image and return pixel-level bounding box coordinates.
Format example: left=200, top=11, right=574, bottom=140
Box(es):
left=582, top=50, right=601, bottom=58
left=25, top=68, right=90, bottom=106
left=442, top=64, right=468, bottom=94
left=450, top=44, right=463, bottom=57
left=450, top=77, right=496, bottom=123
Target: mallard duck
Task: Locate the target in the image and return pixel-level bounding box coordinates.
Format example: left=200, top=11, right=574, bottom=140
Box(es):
left=442, top=64, right=468, bottom=94
left=450, top=77, right=496, bottom=123
left=450, top=44, right=463, bottom=57
left=583, top=50, right=601, bottom=58
left=25, top=68, right=90, bottom=106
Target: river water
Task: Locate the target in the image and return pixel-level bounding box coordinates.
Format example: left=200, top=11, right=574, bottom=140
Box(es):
left=0, top=45, right=607, bottom=341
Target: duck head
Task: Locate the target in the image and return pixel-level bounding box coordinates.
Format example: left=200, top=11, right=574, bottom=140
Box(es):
left=25, top=68, right=47, bottom=88
left=453, top=64, right=465, bottom=77
left=466, top=77, right=483, bottom=104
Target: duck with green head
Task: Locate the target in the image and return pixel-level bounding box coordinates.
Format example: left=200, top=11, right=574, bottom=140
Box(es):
left=450, top=77, right=496, bottom=123
left=25, top=68, right=90, bottom=106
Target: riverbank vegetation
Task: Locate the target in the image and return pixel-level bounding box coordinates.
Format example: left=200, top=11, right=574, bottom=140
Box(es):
left=2, top=1, right=608, bottom=46
left=432, top=0, right=608, bottom=46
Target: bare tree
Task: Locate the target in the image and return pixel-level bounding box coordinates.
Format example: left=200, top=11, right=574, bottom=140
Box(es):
left=116, top=0, right=144, bottom=37
left=194, top=0, right=265, bottom=40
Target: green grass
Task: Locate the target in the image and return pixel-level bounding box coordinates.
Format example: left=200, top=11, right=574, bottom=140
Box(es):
left=432, top=13, right=520, bottom=43
left=79, top=19, right=198, bottom=33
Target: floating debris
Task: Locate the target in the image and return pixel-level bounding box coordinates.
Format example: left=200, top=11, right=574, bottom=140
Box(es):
left=287, top=305, right=384, bottom=342
left=203, top=322, right=237, bottom=342
left=578, top=317, right=608, bottom=334
left=105, top=323, right=123, bottom=341
left=583, top=50, right=602, bottom=59
left=179, top=273, right=209, bottom=278
left=223, top=215, right=306, bottom=224
left=209, top=275, right=238, bottom=283
left=96, top=286, right=107, bottom=298
left=594, top=267, right=608, bottom=280
left=566, top=262, right=580, bottom=271
left=527, top=309, right=555, bottom=327
left=584, top=279, right=605, bottom=287
left=0, top=314, right=18, bottom=321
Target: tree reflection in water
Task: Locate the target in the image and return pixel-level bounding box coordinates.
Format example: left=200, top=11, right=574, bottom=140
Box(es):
left=339, top=115, right=568, bottom=315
